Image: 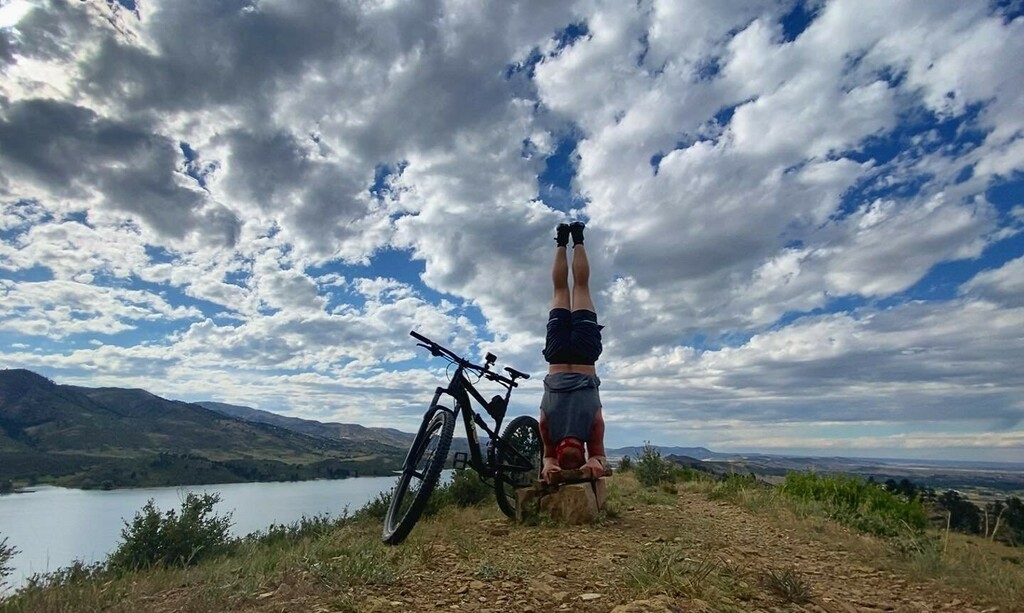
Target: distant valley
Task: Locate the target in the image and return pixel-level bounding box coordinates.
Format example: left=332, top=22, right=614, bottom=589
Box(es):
left=3, top=368, right=1019, bottom=496
left=648, top=451, right=1024, bottom=501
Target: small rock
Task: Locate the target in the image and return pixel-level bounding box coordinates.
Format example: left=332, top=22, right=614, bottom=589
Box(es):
left=489, top=527, right=510, bottom=536
left=455, top=585, right=468, bottom=594
left=470, top=580, right=485, bottom=590
left=553, top=568, right=568, bottom=578
left=611, top=596, right=676, bottom=613
left=580, top=593, right=603, bottom=601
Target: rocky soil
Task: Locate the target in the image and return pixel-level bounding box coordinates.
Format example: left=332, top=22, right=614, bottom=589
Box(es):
left=299, top=485, right=1010, bottom=612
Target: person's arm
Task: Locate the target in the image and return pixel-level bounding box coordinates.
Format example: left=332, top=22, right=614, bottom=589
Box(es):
left=539, top=411, right=562, bottom=482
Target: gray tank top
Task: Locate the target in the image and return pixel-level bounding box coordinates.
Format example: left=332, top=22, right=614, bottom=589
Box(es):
left=540, top=373, right=602, bottom=442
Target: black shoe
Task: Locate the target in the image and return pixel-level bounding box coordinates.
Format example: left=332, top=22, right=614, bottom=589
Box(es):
left=569, top=221, right=585, bottom=245
left=555, top=223, right=570, bottom=247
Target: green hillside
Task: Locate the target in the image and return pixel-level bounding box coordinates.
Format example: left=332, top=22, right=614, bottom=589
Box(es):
left=197, top=401, right=415, bottom=450
left=0, top=369, right=404, bottom=489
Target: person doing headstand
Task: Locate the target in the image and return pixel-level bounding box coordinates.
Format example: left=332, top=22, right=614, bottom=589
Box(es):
left=539, top=221, right=607, bottom=484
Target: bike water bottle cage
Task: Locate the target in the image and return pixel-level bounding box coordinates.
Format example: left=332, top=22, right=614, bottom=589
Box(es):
left=486, top=395, right=507, bottom=422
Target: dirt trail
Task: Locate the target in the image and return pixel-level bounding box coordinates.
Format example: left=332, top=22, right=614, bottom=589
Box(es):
left=341, top=489, right=1005, bottom=613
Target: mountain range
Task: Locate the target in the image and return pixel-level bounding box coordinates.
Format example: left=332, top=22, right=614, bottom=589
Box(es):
left=197, top=401, right=415, bottom=449
left=0, top=369, right=406, bottom=489
left=6, top=368, right=1019, bottom=496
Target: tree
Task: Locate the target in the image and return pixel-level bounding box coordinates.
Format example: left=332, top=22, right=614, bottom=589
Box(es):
left=936, top=490, right=981, bottom=535
left=992, top=496, right=1024, bottom=546
left=883, top=478, right=923, bottom=500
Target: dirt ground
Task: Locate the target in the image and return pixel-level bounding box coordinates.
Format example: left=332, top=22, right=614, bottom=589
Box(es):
left=318, top=487, right=1010, bottom=613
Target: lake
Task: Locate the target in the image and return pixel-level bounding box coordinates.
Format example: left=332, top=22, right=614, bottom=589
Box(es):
left=0, top=476, right=402, bottom=592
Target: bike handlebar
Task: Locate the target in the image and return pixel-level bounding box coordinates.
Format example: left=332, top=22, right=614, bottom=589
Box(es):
left=409, top=330, right=528, bottom=386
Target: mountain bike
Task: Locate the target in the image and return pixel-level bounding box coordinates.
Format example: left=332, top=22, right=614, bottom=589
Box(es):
left=382, top=331, right=541, bottom=545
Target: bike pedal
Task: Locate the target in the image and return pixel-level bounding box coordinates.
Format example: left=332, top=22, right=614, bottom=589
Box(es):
left=452, top=451, right=469, bottom=470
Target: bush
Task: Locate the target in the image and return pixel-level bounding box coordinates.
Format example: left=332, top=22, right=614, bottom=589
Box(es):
left=245, top=513, right=348, bottom=546
left=671, top=466, right=704, bottom=483
left=107, top=493, right=233, bottom=572
left=437, top=469, right=492, bottom=508
left=21, top=559, right=104, bottom=593
left=356, top=470, right=487, bottom=524
left=618, top=455, right=633, bottom=471
left=1, top=534, right=18, bottom=593
left=780, top=472, right=927, bottom=537
left=710, top=473, right=761, bottom=500
left=635, top=443, right=674, bottom=487
left=355, top=490, right=393, bottom=521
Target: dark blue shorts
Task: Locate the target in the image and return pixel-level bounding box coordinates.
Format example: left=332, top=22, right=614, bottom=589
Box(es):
left=543, top=308, right=604, bottom=365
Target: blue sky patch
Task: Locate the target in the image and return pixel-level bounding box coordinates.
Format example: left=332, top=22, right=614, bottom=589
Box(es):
left=553, top=22, right=589, bottom=52
left=538, top=133, right=586, bottom=211
left=780, top=0, right=819, bottom=42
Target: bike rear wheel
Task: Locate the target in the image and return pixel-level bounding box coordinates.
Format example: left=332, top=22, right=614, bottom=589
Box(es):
left=494, top=415, right=542, bottom=519
left=382, top=406, right=455, bottom=545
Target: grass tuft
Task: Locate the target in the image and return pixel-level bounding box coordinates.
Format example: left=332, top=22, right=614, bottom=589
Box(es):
left=622, top=544, right=720, bottom=598
left=761, top=567, right=812, bottom=604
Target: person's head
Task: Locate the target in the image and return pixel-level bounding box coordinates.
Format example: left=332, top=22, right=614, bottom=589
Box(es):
left=555, top=437, right=586, bottom=469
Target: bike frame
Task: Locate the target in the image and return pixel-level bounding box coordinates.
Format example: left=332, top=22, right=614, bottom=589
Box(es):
left=427, top=363, right=533, bottom=480
left=408, top=329, right=537, bottom=486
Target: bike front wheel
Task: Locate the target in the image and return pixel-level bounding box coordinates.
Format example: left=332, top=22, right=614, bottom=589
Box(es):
left=494, top=415, right=542, bottom=519
left=382, top=406, right=455, bottom=545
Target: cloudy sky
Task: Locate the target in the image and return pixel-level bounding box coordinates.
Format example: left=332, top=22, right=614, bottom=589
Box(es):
left=1, top=0, right=1022, bottom=462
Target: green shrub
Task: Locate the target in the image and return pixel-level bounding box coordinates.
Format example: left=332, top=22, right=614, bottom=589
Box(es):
left=635, top=443, right=674, bottom=487
left=618, top=455, right=633, bottom=471
left=107, top=493, right=233, bottom=572
left=1, top=534, right=18, bottom=593
left=244, top=513, right=348, bottom=545
left=357, top=470, right=485, bottom=524
left=437, top=469, right=492, bottom=507
left=779, top=472, right=928, bottom=537
left=21, top=559, right=104, bottom=593
left=670, top=465, right=704, bottom=483
left=355, top=489, right=393, bottom=521
left=710, top=473, right=761, bottom=499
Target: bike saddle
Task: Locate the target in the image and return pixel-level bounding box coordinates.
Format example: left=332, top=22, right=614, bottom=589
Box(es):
left=504, top=367, right=530, bottom=380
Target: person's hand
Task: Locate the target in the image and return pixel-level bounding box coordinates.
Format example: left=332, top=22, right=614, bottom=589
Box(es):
left=582, top=456, right=606, bottom=479
left=542, top=457, right=562, bottom=484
